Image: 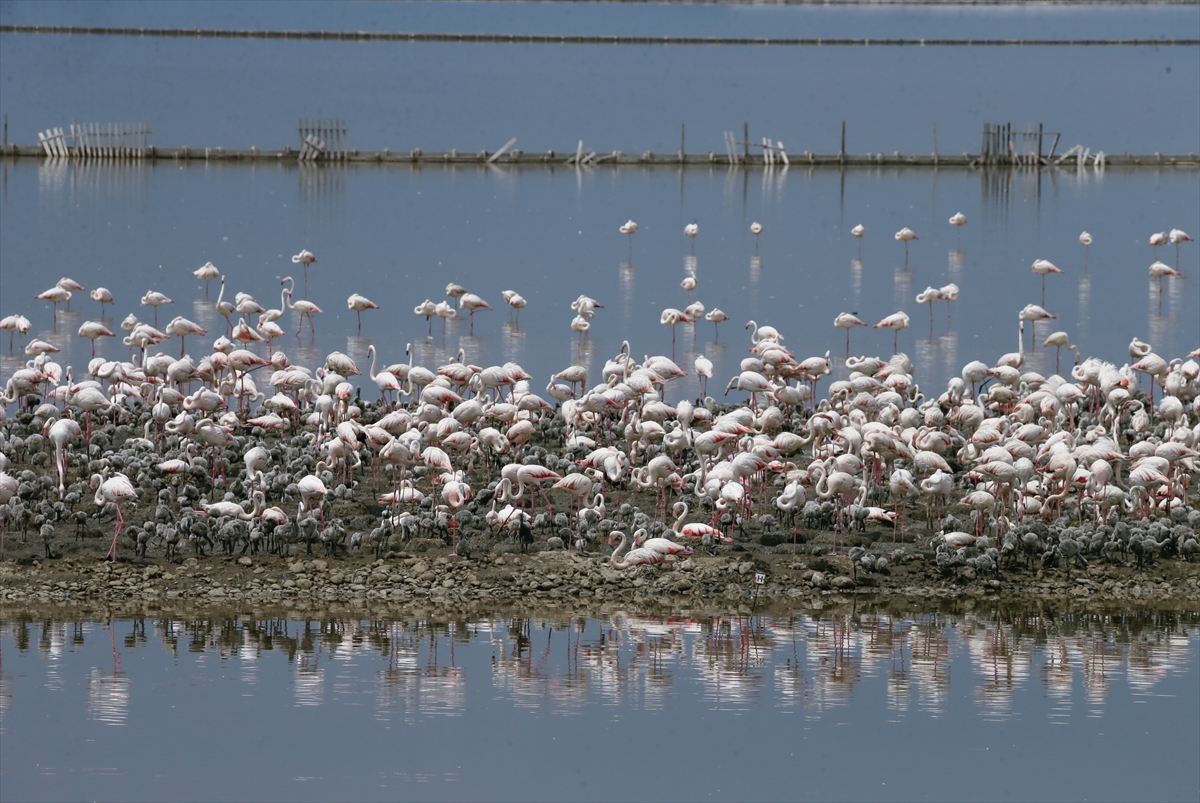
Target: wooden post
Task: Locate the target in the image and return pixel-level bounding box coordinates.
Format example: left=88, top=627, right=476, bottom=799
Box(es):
left=680, top=123, right=685, bottom=162
left=1038, top=123, right=1044, bottom=166
left=932, top=123, right=938, bottom=166
left=3, top=114, right=7, bottom=148
left=840, top=121, right=846, bottom=165
left=744, top=122, right=749, bottom=163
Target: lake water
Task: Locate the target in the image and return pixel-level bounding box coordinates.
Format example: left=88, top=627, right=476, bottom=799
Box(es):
left=2, top=159, right=1197, bottom=401
left=0, top=605, right=1197, bottom=802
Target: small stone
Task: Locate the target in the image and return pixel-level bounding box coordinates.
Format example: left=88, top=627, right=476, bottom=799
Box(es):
left=238, top=557, right=252, bottom=566
left=830, top=575, right=855, bottom=590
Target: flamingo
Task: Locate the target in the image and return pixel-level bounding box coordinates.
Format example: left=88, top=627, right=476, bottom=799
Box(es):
left=948, top=211, right=966, bottom=246
left=367, top=345, right=401, bottom=409
left=1042, top=331, right=1080, bottom=375
left=938, top=283, right=960, bottom=326
left=634, top=526, right=692, bottom=557
left=214, top=276, right=236, bottom=334
left=874, top=311, right=910, bottom=353
left=291, top=249, right=317, bottom=294
left=77, top=321, right=116, bottom=357
left=1019, top=304, right=1056, bottom=348
left=995, top=320, right=1026, bottom=370
left=1079, top=231, right=1092, bottom=271
left=660, top=308, right=694, bottom=358
left=34, top=285, right=71, bottom=330
left=458, top=293, right=492, bottom=334
left=705, top=308, right=729, bottom=340
left=435, top=301, right=457, bottom=337
left=414, top=299, right=437, bottom=335
left=140, top=290, right=174, bottom=325
left=347, top=293, right=380, bottom=333
left=694, top=354, right=713, bottom=396
left=681, top=275, right=697, bottom=302
left=1149, top=231, right=1168, bottom=257
left=165, top=316, right=208, bottom=357
left=193, top=261, right=220, bottom=298
left=851, top=223, right=865, bottom=255
left=91, top=472, right=137, bottom=560
left=1031, top=259, right=1063, bottom=306
left=501, top=290, right=527, bottom=321
left=571, top=315, right=590, bottom=339
left=0, top=314, right=31, bottom=352
left=833, top=312, right=867, bottom=351
left=90, top=287, right=114, bottom=316
left=298, top=470, right=328, bottom=523
left=608, top=530, right=667, bottom=569
left=619, top=219, right=638, bottom=259
left=1169, top=228, right=1193, bottom=268
left=894, top=227, right=917, bottom=265
left=46, top=416, right=81, bottom=498
left=55, top=277, right=85, bottom=310
left=1149, top=260, right=1183, bottom=295
left=915, top=287, right=940, bottom=333
left=446, top=282, right=468, bottom=300
left=750, top=221, right=763, bottom=252
left=282, top=276, right=321, bottom=337
left=684, top=222, right=699, bottom=253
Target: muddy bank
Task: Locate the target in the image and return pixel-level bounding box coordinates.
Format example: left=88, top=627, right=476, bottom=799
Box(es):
left=3, top=529, right=1199, bottom=610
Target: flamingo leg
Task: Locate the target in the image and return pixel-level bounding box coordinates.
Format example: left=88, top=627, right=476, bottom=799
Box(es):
left=107, top=502, right=124, bottom=560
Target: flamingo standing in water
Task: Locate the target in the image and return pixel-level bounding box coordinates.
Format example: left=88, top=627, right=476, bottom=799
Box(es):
left=347, top=293, right=380, bottom=333
left=193, top=261, right=220, bottom=298
left=282, top=276, right=321, bottom=337
left=619, top=219, right=638, bottom=259
left=948, top=212, right=966, bottom=246
left=140, top=290, right=174, bottom=326
left=750, top=221, right=763, bottom=253
left=874, top=311, right=910, bottom=353
left=939, top=283, right=959, bottom=326
left=90, top=287, right=114, bottom=316
left=705, top=308, right=729, bottom=340
left=833, top=312, right=867, bottom=351
left=91, top=472, right=137, bottom=560
left=851, top=223, right=865, bottom=256
left=78, top=321, right=116, bottom=357
left=1079, top=232, right=1092, bottom=271
left=1149, top=231, right=1167, bottom=258
left=458, top=293, right=492, bottom=334
left=915, top=287, right=940, bottom=334
left=681, top=275, right=697, bottom=302
left=684, top=222, right=699, bottom=253
left=660, top=308, right=694, bottom=359
left=694, top=354, right=713, bottom=396
left=414, top=299, right=437, bottom=335
left=1031, top=259, right=1063, bottom=306
left=1149, top=260, right=1183, bottom=298
left=501, top=290, right=527, bottom=322
left=1042, top=331, right=1080, bottom=375
left=894, top=227, right=917, bottom=265
left=292, top=249, right=317, bottom=295
left=1169, top=229, right=1193, bottom=268
left=1019, top=303, right=1056, bottom=349
left=34, top=285, right=72, bottom=330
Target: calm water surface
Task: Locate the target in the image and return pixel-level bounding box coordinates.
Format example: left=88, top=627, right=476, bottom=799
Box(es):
left=1, top=160, right=1196, bottom=399
left=0, top=606, right=1197, bottom=802
left=1, top=3, right=1198, bottom=155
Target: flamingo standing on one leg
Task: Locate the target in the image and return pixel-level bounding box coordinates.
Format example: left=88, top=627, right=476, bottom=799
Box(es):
left=1042, top=331, right=1080, bottom=375
left=851, top=223, right=865, bottom=256
left=414, top=299, right=437, bottom=336
left=91, top=472, right=137, bottom=560
left=1019, top=304, right=1056, bottom=350
left=948, top=212, right=966, bottom=247
left=458, top=293, right=491, bottom=334
left=916, top=287, right=940, bottom=336
left=939, top=283, right=959, bottom=327
left=347, top=293, right=380, bottom=334
left=874, top=311, right=910, bottom=354
left=1149, top=231, right=1167, bottom=259
left=684, top=222, right=699, bottom=253
left=620, top=220, right=638, bottom=260
left=292, top=249, right=317, bottom=296
left=750, top=221, right=763, bottom=253
left=34, top=286, right=72, bottom=331
left=193, top=261, right=220, bottom=298
left=1170, top=229, right=1193, bottom=269
left=833, top=312, right=867, bottom=352
left=894, top=227, right=917, bottom=266
left=1079, top=231, right=1092, bottom=272
left=1031, top=259, right=1063, bottom=306
left=90, top=287, right=114, bottom=316
left=140, top=290, right=174, bottom=326
left=705, top=308, right=729, bottom=341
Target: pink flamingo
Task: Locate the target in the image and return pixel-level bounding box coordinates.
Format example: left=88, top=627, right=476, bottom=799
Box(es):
left=91, top=472, right=137, bottom=560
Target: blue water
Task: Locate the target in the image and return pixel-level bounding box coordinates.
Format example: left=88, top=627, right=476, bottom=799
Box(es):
left=1, top=607, right=1197, bottom=802
left=1, top=2, right=1198, bottom=155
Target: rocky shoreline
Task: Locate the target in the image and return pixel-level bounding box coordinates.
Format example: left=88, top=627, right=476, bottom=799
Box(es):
left=4, top=532, right=1198, bottom=610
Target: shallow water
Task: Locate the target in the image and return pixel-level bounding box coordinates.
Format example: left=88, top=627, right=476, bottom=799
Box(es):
left=1, top=3, right=1199, bottom=156
left=1, top=159, right=1196, bottom=401
left=0, top=605, right=1197, bottom=802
